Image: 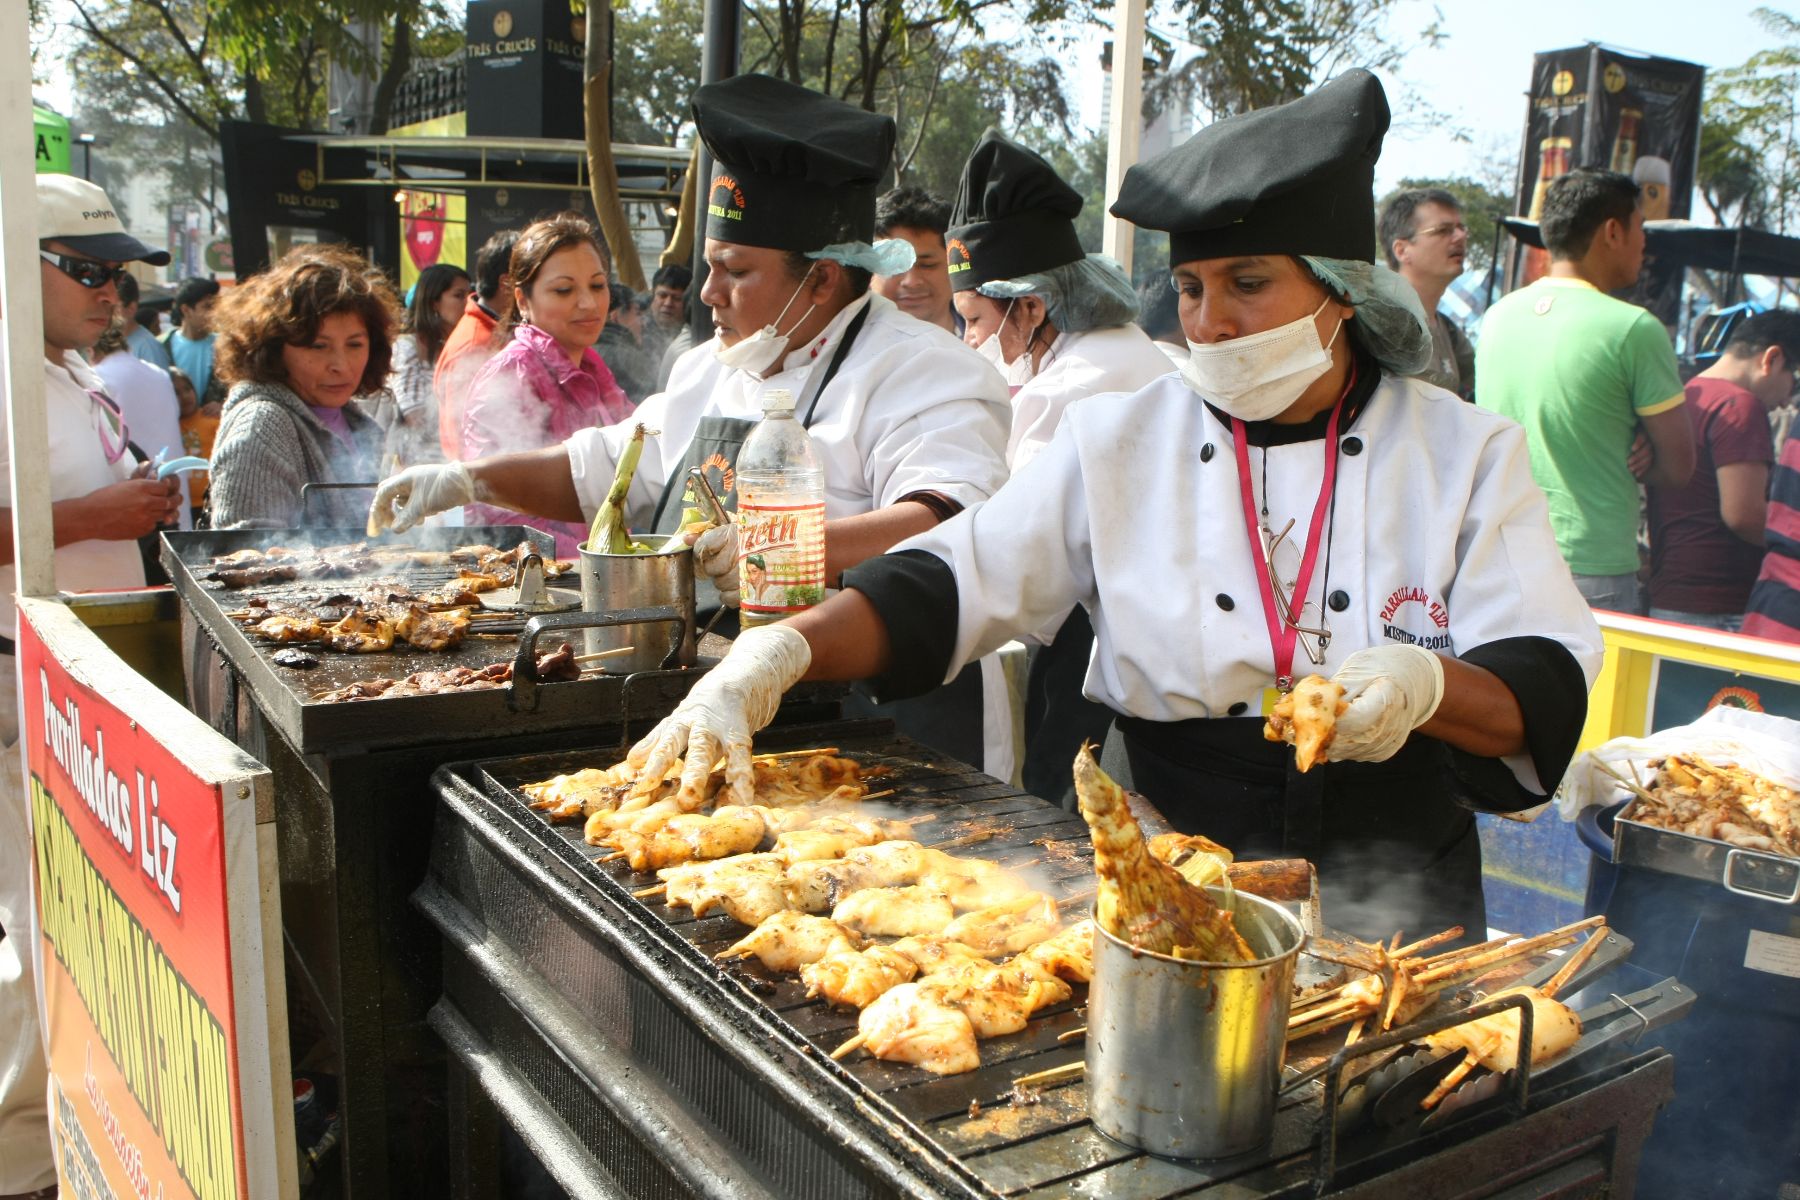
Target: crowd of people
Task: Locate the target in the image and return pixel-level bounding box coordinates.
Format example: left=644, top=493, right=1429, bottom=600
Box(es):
left=6, top=62, right=1800, bottom=1200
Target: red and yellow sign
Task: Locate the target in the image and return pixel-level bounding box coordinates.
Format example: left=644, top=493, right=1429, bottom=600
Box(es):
left=22, top=610, right=248, bottom=1200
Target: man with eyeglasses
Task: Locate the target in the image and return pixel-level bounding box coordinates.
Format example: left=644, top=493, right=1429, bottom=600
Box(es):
left=1379, top=187, right=1474, bottom=400
left=1, top=173, right=182, bottom=1200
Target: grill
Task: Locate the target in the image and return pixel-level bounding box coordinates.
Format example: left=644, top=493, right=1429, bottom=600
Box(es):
left=163, top=526, right=843, bottom=1197
left=161, top=527, right=728, bottom=754
left=418, top=723, right=1679, bottom=1199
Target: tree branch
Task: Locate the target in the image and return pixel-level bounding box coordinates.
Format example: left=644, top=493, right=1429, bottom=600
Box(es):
left=69, top=0, right=224, bottom=137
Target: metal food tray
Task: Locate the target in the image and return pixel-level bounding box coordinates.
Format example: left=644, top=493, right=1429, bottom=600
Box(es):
left=1613, top=809, right=1800, bottom=904
left=163, top=526, right=722, bottom=755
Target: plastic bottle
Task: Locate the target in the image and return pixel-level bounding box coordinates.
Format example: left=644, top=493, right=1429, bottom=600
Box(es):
left=735, top=388, right=827, bottom=627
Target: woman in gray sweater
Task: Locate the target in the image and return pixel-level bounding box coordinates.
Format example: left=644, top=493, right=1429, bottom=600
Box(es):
left=208, top=244, right=396, bottom=528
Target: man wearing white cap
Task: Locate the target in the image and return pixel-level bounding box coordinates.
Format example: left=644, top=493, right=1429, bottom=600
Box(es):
left=1, top=174, right=182, bottom=1200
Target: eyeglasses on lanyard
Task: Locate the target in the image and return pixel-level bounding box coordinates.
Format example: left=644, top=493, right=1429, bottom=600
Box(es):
left=1257, top=516, right=1332, bottom=667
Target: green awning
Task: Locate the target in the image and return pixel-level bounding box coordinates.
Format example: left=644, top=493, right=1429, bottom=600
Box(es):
left=34, top=105, right=71, bottom=175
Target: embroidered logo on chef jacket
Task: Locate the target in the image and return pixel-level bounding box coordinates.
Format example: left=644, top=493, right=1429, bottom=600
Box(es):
left=701, top=452, right=736, bottom=503
left=946, top=237, right=972, bottom=275
left=1379, top=584, right=1452, bottom=650
left=709, top=174, right=747, bottom=222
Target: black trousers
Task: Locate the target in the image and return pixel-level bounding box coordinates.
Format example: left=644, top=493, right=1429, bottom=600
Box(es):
left=1117, top=715, right=1487, bottom=944
left=844, top=660, right=986, bottom=771
left=1020, top=606, right=1118, bottom=808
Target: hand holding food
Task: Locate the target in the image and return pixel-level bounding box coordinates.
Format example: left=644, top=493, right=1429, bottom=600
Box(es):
left=367, top=462, right=478, bottom=536
left=1264, top=675, right=1345, bottom=771
left=1328, top=644, right=1445, bottom=763
left=625, top=624, right=813, bottom=807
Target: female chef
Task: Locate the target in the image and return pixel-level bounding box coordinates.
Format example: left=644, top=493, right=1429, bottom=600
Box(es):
left=942, top=128, right=1171, bottom=800
left=368, top=73, right=1011, bottom=770
left=624, top=71, right=1602, bottom=941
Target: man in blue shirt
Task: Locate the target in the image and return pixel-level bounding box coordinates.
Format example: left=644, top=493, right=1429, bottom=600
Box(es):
left=163, top=275, right=222, bottom=405
left=115, top=272, right=172, bottom=369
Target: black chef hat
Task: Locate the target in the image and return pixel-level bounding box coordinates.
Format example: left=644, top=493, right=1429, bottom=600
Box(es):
left=691, top=74, right=896, bottom=252
left=946, top=128, right=1086, bottom=291
left=1110, top=70, right=1389, bottom=266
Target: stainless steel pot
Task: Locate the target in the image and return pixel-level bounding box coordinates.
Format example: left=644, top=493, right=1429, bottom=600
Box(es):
left=575, top=544, right=696, bottom=674
left=1087, top=889, right=1304, bottom=1159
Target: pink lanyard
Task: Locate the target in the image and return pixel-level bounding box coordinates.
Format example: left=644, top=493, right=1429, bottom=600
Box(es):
left=85, top=389, right=130, bottom=464
left=1230, top=384, right=1350, bottom=692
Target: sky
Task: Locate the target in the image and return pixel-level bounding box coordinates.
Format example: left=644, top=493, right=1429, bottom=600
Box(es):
left=1074, top=0, right=1780, bottom=203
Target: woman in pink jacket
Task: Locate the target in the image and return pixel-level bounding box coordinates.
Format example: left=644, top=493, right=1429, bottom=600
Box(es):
left=462, top=211, right=633, bottom=552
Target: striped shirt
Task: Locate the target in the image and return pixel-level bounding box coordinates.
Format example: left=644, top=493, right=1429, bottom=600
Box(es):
left=1743, top=432, right=1800, bottom=643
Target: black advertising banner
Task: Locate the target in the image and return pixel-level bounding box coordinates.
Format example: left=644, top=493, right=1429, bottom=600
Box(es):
left=1511, top=45, right=1704, bottom=299
left=466, top=186, right=594, bottom=263
left=465, top=0, right=586, bottom=140
left=218, top=121, right=386, bottom=278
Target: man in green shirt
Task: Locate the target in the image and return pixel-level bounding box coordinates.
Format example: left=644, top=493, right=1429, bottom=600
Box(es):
left=1477, top=168, right=1694, bottom=613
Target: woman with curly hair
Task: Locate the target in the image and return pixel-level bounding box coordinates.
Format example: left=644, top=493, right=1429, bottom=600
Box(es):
left=208, top=243, right=398, bottom=528
left=462, top=211, right=632, bottom=552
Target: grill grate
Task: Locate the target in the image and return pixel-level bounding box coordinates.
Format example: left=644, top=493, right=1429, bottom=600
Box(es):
left=421, top=725, right=1679, bottom=1198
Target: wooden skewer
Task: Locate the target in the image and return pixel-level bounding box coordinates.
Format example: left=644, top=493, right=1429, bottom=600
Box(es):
left=1543, top=926, right=1608, bottom=1000
left=1393, top=927, right=1465, bottom=960
left=631, top=884, right=666, bottom=898
left=598, top=851, right=627, bottom=863
left=1415, top=917, right=1603, bottom=983
left=573, top=645, right=637, bottom=663
left=859, top=788, right=897, bottom=801
left=1011, top=1061, right=1086, bottom=1089
left=1056, top=1026, right=1086, bottom=1042
left=754, top=747, right=841, bottom=761
left=1343, top=1017, right=1367, bottom=1048
left=830, top=1034, right=866, bottom=1061
left=1420, top=1049, right=1478, bottom=1112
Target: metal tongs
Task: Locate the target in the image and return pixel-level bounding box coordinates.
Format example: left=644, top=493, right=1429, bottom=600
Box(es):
left=687, top=467, right=735, bottom=643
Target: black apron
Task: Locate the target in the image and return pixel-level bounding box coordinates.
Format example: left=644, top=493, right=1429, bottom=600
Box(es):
left=1115, top=715, right=1486, bottom=945
left=1020, top=606, right=1117, bottom=807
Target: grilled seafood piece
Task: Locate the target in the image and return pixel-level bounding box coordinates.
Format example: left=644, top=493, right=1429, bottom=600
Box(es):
left=322, top=610, right=396, bottom=653
left=1264, top=675, right=1345, bottom=772
left=394, top=605, right=469, bottom=651
left=831, top=885, right=956, bottom=938
left=941, top=892, right=1060, bottom=956
left=802, top=944, right=919, bottom=1008
left=716, top=912, right=862, bottom=973
left=785, top=841, right=936, bottom=911
left=661, top=854, right=795, bottom=927
left=255, top=614, right=325, bottom=642
left=853, top=983, right=980, bottom=1076
left=1020, top=918, right=1095, bottom=983
left=605, top=806, right=769, bottom=872
left=1074, top=743, right=1253, bottom=962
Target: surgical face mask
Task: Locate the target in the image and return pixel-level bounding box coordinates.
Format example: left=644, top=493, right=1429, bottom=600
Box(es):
left=973, top=300, right=1038, bottom=388
left=1181, top=295, right=1342, bottom=421
left=714, top=270, right=817, bottom=374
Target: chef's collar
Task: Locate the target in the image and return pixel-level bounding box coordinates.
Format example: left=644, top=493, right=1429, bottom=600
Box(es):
left=771, top=291, right=874, bottom=376
left=1207, top=344, right=1381, bottom=446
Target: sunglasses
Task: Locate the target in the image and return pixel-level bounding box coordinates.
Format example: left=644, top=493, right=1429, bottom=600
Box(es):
left=40, top=250, right=129, bottom=290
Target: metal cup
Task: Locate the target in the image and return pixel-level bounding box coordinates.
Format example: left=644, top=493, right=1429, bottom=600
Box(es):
left=575, top=544, right=696, bottom=674
left=1087, top=889, right=1304, bottom=1159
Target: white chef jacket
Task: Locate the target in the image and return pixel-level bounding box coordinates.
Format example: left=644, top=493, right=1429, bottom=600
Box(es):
left=897, top=372, right=1604, bottom=792
left=565, top=293, right=1011, bottom=523
left=1006, top=323, right=1171, bottom=472
left=0, top=353, right=145, bottom=639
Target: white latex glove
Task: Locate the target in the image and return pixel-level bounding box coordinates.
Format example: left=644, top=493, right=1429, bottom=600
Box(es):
left=626, top=623, right=812, bottom=807
left=1328, top=644, right=1446, bottom=763
left=690, top=522, right=741, bottom=607
left=366, top=462, right=478, bottom=536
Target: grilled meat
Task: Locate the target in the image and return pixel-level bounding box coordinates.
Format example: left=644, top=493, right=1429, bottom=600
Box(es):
left=941, top=892, right=1060, bottom=957
left=322, top=611, right=395, bottom=653
left=255, top=614, right=325, bottom=642
left=718, top=913, right=863, bottom=973
left=1021, top=919, right=1095, bottom=983
left=1074, top=743, right=1253, bottom=962
left=854, top=983, right=980, bottom=1076
left=210, top=564, right=300, bottom=588
left=1264, top=675, right=1346, bottom=772
left=831, top=885, right=956, bottom=938
left=306, top=645, right=573, bottom=703
left=393, top=605, right=469, bottom=651
left=803, top=944, right=919, bottom=1008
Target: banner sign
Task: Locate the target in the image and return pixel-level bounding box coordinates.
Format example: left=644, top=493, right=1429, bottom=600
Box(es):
left=465, top=0, right=586, bottom=140
left=20, top=598, right=293, bottom=1200
left=1511, top=45, right=1705, bottom=291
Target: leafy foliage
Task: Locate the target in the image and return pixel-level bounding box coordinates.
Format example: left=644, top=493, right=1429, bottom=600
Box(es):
left=1699, top=6, right=1800, bottom=232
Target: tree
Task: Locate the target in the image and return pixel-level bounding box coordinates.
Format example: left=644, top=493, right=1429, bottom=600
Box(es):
left=1146, top=0, right=1453, bottom=133
left=1699, top=6, right=1800, bottom=233
left=612, top=0, right=706, bottom=146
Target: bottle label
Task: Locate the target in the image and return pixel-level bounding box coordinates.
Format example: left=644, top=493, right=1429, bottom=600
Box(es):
left=738, top=499, right=826, bottom=620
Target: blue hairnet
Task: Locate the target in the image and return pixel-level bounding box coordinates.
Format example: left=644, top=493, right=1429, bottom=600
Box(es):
left=808, top=239, right=916, bottom=276
left=1300, top=256, right=1433, bottom=376
left=976, top=254, right=1139, bottom=332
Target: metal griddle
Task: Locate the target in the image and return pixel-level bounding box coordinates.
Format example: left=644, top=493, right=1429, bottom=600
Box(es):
left=418, top=723, right=1677, bottom=1199
left=162, top=527, right=715, bottom=755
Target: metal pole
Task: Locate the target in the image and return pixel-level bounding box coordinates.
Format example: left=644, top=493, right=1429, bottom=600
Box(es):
left=1100, top=0, right=1146, bottom=275
left=2, top=1, right=56, bottom=601
left=689, top=0, right=740, bottom=338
